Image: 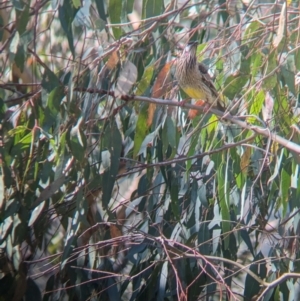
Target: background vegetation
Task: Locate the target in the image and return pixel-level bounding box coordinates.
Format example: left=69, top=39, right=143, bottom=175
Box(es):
left=1, top=0, right=300, bottom=300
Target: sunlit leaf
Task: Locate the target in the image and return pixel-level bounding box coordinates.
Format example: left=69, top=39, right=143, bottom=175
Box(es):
left=223, top=73, right=249, bottom=99
left=9, top=31, right=20, bottom=55
left=273, top=2, right=286, bottom=48
left=108, top=0, right=122, bottom=39
left=31, top=175, right=66, bottom=208
left=72, top=0, right=81, bottom=9
left=68, top=117, right=87, bottom=161
left=115, top=61, right=138, bottom=98
left=242, top=20, right=262, bottom=47
left=249, top=90, right=265, bottom=123
left=136, top=65, right=154, bottom=97
left=28, top=201, right=46, bottom=227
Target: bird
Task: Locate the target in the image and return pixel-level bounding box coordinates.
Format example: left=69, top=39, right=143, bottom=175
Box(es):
left=175, top=41, right=226, bottom=116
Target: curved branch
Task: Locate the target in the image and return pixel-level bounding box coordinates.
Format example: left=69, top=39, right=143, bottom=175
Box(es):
left=256, top=273, right=300, bottom=301
left=74, top=87, right=300, bottom=156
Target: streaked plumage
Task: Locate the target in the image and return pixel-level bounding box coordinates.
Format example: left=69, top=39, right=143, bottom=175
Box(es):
left=175, top=41, right=225, bottom=112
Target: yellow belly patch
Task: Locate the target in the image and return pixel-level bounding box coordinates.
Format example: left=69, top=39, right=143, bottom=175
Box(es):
left=182, top=86, right=206, bottom=100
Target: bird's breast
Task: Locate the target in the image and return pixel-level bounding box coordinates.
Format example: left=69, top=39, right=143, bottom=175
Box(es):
left=182, top=86, right=206, bottom=99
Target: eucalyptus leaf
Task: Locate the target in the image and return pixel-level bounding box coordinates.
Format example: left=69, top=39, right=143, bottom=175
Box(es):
left=115, top=61, right=138, bottom=98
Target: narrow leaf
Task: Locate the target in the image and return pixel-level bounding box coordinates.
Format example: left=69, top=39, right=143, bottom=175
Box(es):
left=273, top=2, right=286, bottom=48
left=115, top=61, right=138, bottom=98
left=28, top=201, right=46, bottom=227
left=108, top=0, right=122, bottom=39
left=58, top=0, right=79, bottom=57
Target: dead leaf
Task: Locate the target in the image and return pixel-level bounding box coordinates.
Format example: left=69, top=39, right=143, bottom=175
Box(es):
left=107, top=50, right=119, bottom=70
left=188, top=100, right=206, bottom=119
left=148, top=60, right=175, bottom=126
left=152, top=60, right=175, bottom=99
left=240, top=146, right=252, bottom=174
left=262, top=92, right=274, bottom=123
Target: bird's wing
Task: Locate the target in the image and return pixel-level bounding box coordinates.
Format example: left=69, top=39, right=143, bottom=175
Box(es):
left=198, top=63, right=218, bottom=98
left=198, top=63, right=225, bottom=111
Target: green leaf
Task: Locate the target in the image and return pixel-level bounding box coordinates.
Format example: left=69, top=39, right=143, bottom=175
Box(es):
left=0, top=167, right=4, bottom=212
left=242, top=20, right=262, bottom=47
left=0, top=217, right=13, bottom=244
left=12, top=0, right=25, bottom=10
left=95, top=0, right=107, bottom=23
left=218, top=0, right=229, bottom=23
left=12, top=214, right=27, bottom=246
left=223, top=73, right=249, bottom=99
left=240, top=228, right=254, bottom=257
left=9, top=31, right=20, bottom=55
left=249, top=90, right=265, bottom=123
left=133, top=104, right=149, bottom=157
left=7, top=125, right=27, bottom=137
left=295, top=48, right=300, bottom=71
left=43, top=275, right=55, bottom=301
left=12, top=245, right=22, bottom=270
left=199, top=220, right=211, bottom=255
left=262, top=50, right=278, bottom=90
left=10, top=131, right=32, bottom=155
left=58, top=0, right=79, bottom=57
left=101, top=120, right=123, bottom=207
left=280, top=167, right=290, bottom=216
left=212, top=229, right=221, bottom=254
left=15, top=1, right=30, bottom=35
left=25, top=278, right=42, bottom=301
left=138, top=129, right=159, bottom=156
left=14, top=39, right=26, bottom=72
left=68, top=117, right=87, bottom=162
left=280, top=65, right=296, bottom=96
left=31, top=175, right=65, bottom=208
left=72, top=0, right=81, bottom=9
left=43, top=85, right=65, bottom=128
left=115, top=61, right=138, bottom=97
left=41, top=68, right=61, bottom=93
left=135, top=65, right=154, bottom=96
left=143, top=0, right=162, bottom=18
left=170, top=173, right=180, bottom=221
left=251, top=51, right=263, bottom=77
left=28, top=201, right=46, bottom=227
left=244, top=253, right=266, bottom=299
left=162, top=116, right=176, bottom=156
left=157, top=261, right=168, bottom=300
left=218, top=162, right=230, bottom=250
left=0, top=15, right=3, bottom=41
left=108, top=0, right=122, bottom=39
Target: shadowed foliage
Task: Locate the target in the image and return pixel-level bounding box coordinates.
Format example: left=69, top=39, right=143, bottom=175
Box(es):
left=1, top=0, right=300, bottom=300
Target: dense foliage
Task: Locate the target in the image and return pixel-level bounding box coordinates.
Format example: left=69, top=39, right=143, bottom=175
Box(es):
left=1, top=0, right=300, bottom=300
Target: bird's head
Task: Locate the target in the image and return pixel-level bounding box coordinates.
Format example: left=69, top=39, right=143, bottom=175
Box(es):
left=179, top=41, right=198, bottom=70
left=182, top=41, right=198, bottom=57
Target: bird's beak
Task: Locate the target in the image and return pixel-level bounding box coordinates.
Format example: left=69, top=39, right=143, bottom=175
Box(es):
left=183, top=41, right=198, bottom=54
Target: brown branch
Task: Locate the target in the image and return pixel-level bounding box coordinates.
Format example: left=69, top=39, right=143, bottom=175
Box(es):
left=75, top=87, right=300, bottom=156
left=4, top=83, right=300, bottom=156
